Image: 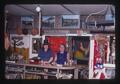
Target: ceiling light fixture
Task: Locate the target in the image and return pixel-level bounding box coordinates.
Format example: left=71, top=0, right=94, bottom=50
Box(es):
left=36, top=6, right=41, bottom=12
left=35, top=6, right=42, bottom=36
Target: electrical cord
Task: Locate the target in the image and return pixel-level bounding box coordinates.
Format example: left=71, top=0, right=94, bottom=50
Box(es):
left=85, top=5, right=108, bottom=25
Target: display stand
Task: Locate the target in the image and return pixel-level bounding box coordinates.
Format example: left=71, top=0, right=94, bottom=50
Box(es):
left=44, top=33, right=93, bottom=79
left=5, top=61, right=77, bottom=79
left=8, top=34, right=115, bottom=79
left=90, top=35, right=115, bottom=79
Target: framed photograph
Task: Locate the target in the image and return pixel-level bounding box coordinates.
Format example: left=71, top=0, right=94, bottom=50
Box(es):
left=42, top=16, right=55, bottom=29
left=21, top=16, right=34, bottom=29
left=62, top=15, right=80, bottom=28
left=105, top=68, right=115, bottom=79
left=109, top=36, right=115, bottom=64
left=32, top=38, right=41, bottom=54
left=72, top=36, right=90, bottom=65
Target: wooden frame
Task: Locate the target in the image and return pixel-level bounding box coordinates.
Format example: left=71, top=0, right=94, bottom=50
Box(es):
left=104, top=64, right=115, bottom=79
left=42, top=16, right=55, bottom=29
left=21, top=16, right=34, bottom=29
left=29, top=35, right=42, bottom=58
left=61, top=15, right=80, bottom=28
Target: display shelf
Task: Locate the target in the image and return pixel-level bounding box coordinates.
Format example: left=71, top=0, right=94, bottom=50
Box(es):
left=6, top=70, right=24, bottom=73
left=25, top=74, right=41, bottom=79
left=25, top=71, right=56, bottom=77
left=25, top=64, right=59, bottom=69
left=6, top=62, right=25, bottom=66
left=104, top=64, right=115, bottom=68
left=5, top=62, right=77, bottom=79
left=5, top=73, right=24, bottom=79
left=6, top=66, right=24, bottom=70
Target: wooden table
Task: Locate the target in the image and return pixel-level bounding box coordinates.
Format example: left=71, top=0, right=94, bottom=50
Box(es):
left=5, top=62, right=78, bottom=79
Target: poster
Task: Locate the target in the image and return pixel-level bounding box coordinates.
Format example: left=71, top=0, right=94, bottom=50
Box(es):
left=72, top=36, right=90, bottom=65
left=10, top=34, right=29, bottom=62
left=32, top=38, right=41, bottom=54
left=47, top=36, right=66, bottom=57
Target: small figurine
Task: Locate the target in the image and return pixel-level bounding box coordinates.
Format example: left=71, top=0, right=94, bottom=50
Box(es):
left=93, top=57, right=107, bottom=79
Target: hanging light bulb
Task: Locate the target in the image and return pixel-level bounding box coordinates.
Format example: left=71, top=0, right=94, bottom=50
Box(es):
left=35, top=6, right=42, bottom=36
left=36, top=6, right=41, bottom=12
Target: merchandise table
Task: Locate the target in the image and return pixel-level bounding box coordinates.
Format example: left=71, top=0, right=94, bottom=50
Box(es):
left=5, top=61, right=78, bottom=79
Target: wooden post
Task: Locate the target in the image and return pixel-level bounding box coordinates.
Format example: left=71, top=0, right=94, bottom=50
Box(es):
left=74, top=68, right=78, bottom=79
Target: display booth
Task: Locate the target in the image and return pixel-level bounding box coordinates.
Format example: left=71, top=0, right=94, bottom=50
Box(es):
left=43, top=34, right=115, bottom=79
left=40, top=33, right=93, bottom=79
left=6, top=33, right=115, bottom=79
left=91, top=35, right=115, bottom=79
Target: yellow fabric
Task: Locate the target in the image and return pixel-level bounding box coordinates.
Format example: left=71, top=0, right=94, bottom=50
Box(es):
left=74, top=50, right=84, bottom=59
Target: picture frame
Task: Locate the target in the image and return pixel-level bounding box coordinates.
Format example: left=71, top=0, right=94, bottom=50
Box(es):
left=61, top=15, right=80, bottom=28
left=32, top=38, right=41, bottom=54
left=72, top=36, right=90, bottom=65
left=21, top=16, right=34, bottom=29
left=105, top=68, right=115, bottom=79
left=42, top=16, right=55, bottom=29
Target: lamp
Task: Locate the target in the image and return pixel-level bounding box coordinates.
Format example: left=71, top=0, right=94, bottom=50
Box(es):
left=35, top=6, right=41, bottom=36
left=36, top=6, right=41, bottom=12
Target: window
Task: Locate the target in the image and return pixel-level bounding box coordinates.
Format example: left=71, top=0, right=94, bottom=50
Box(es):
left=62, top=15, right=80, bottom=28
left=42, top=16, right=55, bottom=29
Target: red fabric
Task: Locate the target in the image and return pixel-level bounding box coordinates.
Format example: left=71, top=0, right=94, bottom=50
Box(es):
left=100, top=73, right=105, bottom=79
left=93, top=40, right=108, bottom=68
left=93, top=39, right=108, bottom=79
left=94, top=40, right=101, bottom=68
left=47, top=36, right=66, bottom=58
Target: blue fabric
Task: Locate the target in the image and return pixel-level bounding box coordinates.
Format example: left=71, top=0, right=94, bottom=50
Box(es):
left=38, top=48, right=52, bottom=61
left=56, top=51, right=67, bottom=65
